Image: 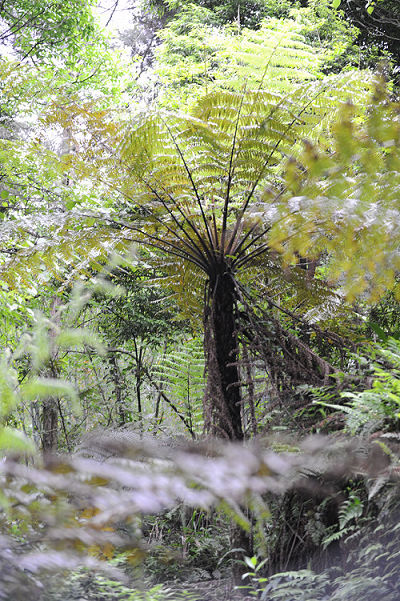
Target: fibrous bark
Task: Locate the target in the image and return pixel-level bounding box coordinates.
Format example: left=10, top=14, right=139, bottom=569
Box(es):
left=204, top=269, right=243, bottom=440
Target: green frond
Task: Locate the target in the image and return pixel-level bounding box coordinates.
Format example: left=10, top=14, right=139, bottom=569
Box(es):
left=0, top=220, right=132, bottom=292
left=151, top=255, right=206, bottom=324
left=115, top=69, right=375, bottom=283
left=155, top=13, right=327, bottom=108
left=152, top=336, right=205, bottom=433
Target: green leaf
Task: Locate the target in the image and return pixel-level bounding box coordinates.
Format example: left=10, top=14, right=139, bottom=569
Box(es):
left=331, top=0, right=342, bottom=7
left=21, top=377, right=78, bottom=406
left=244, top=556, right=258, bottom=569
left=369, top=321, right=388, bottom=342
left=0, top=427, right=35, bottom=454
left=56, top=328, right=105, bottom=355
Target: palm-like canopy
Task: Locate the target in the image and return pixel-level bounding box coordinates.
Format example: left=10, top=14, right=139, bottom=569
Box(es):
left=114, top=75, right=369, bottom=439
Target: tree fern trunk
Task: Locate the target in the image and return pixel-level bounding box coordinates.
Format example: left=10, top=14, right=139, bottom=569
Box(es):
left=204, top=271, right=243, bottom=440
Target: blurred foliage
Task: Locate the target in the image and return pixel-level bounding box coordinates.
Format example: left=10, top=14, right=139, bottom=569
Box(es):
left=0, top=419, right=398, bottom=597
left=270, top=77, right=400, bottom=302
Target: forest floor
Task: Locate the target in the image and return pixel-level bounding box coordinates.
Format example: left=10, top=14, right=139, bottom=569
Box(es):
left=164, top=577, right=246, bottom=601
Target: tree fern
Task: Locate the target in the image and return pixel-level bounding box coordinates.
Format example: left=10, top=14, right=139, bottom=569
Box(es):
left=112, top=70, right=372, bottom=439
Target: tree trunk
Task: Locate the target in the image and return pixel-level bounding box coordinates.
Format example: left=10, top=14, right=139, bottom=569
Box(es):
left=108, top=352, right=129, bottom=426
left=204, top=270, right=250, bottom=580
left=41, top=128, right=73, bottom=454
left=135, top=343, right=143, bottom=430
left=204, top=270, right=243, bottom=440
left=41, top=297, right=61, bottom=453
left=41, top=398, right=58, bottom=452
left=31, top=401, right=41, bottom=448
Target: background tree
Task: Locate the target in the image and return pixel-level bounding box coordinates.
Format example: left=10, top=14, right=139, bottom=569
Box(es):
left=0, top=0, right=97, bottom=62
left=95, top=264, right=185, bottom=427
left=335, top=0, right=400, bottom=67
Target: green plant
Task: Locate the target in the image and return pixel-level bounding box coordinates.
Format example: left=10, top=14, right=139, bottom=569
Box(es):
left=314, top=339, right=400, bottom=435
left=322, top=490, right=364, bottom=549
left=0, top=0, right=97, bottom=63
left=45, top=569, right=173, bottom=601
left=235, top=555, right=269, bottom=597
left=144, top=506, right=230, bottom=581
left=152, top=338, right=205, bottom=437
left=154, top=8, right=327, bottom=108
left=113, top=67, right=370, bottom=439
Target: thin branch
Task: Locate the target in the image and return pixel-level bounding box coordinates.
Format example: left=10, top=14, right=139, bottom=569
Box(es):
left=231, top=222, right=266, bottom=261
left=161, top=118, right=215, bottom=256
left=138, top=175, right=213, bottom=267
left=105, top=0, right=119, bottom=28
left=57, top=399, right=71, bottom=452
left=235, top=242, right=271, bottom=269
left=110, top=219, right=208, bottom=271
left=220, top=86, right=247, bottom=258
left=233, top=227, right=272, bottom=268
left=239, top=84, right=332, bottom=219
left=143, top=366, right=196, bottom=439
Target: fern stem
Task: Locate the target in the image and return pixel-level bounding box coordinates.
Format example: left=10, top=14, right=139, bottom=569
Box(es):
left=220, top=87, right=247, bottom=259
left=231, top=223, right=271, bottom=265
left=239, top=83, right=333, bottom=219
left=140, top=182, right=211, bottom=267
left=161, top=118, right=216, bottom=259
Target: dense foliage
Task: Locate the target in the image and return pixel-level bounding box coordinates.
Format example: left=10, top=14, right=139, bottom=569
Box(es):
left=1, top=0, right=400, bottom=599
